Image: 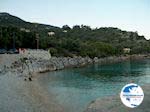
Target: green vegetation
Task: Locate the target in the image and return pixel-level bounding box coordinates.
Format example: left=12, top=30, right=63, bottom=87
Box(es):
left=0, top=27, right=36, bottom=49
left=0, top=13, right=150, bottom=58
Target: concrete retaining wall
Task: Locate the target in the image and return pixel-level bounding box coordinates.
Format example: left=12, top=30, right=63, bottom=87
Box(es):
left=19, top=49, right=51, bottom=60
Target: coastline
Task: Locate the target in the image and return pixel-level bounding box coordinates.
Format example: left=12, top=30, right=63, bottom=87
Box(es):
left=5, top=54, right=150, bottom=76
left=0, top=54, right=149, bottom=112
left=0, top=54, right=149, bottom=80
left=0, top=54, right=149, bottom=88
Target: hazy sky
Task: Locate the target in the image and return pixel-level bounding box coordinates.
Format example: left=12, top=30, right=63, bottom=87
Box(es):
left=0, top=0, right=150, bottom=39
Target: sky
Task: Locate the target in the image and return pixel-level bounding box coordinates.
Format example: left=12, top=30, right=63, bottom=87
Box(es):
left=0, top=0, right=150, bottom=39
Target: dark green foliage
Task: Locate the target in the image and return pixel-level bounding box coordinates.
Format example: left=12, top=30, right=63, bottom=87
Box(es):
left=79, top=41, right=117, bottom=58
left=48, top=47, right=58, bottom=56
left=0, top=12, right=150, bottom=57
left=62, top=25, right=71, bottom=31
left=0, top=26, right=36, bottom=49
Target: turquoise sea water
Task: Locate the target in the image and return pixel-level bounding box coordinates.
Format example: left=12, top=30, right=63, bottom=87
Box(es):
left=38, top=59, right=150, bottom=112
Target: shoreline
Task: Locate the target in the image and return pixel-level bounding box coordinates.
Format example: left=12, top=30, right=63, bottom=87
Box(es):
left=0, top=54, right=150, bottom=112
left=0, top=54, right=149, bottom=79
left=20, top=54, right=150, bottom=74
left=38, top=54, right=150, bottom=73
left=33, top=54, right=150, bottom=73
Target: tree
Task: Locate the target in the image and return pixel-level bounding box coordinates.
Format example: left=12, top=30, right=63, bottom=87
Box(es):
left=62, top=25, right=71, bottom=30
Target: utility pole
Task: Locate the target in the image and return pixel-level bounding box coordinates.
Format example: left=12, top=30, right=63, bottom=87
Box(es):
left=13, top=32, right=15, bottom=50
left=0, top=27, right=2, bottom=48
left=0, top=27, right=2, bottom=38
left=36, top=33, right=39, bottom=49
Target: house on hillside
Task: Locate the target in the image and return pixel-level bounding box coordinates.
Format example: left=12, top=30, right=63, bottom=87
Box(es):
left=20, top=28, right=30, bottom=32
left=48, top=32, right=55, bottom=36
left=63, top=30, right=67, bottom=33
left=123, top=48, right=131, bottom=54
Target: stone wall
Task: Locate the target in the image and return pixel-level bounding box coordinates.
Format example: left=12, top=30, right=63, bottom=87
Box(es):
left=19, top=49, right=51, bottom=60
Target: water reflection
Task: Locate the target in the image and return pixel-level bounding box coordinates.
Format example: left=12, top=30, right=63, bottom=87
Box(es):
left=38, top=59, right=150, bottom=112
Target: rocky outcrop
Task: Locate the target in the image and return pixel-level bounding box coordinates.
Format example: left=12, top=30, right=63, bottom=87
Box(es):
left=1, top=54, right=149, bottom=78
left=12, top=56, right=93, bottom=74
left=32, top=56, right=131, bottom=73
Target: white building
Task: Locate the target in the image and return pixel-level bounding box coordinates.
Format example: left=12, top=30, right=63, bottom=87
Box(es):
left=48, top=32, right=55, bottom=36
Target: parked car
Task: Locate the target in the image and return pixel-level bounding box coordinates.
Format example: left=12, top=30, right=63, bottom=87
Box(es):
left=7, top=49, right=19, bottom=54
left=0, top=49, right=7, bottom=54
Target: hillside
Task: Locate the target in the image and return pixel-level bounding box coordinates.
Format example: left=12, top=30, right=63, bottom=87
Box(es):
left=0, top=12, right=60, bottom=32
left=0, top=12, right=150, bottom=57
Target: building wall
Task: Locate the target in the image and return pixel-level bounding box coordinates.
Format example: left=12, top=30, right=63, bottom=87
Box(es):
left=123, top=48, right=131, bottom=54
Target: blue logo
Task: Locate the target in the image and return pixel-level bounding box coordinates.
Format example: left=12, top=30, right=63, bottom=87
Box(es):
left=120, top=83, right=144, bottom=108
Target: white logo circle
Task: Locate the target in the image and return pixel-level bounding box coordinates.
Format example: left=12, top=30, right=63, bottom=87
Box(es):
left=120, top=83, right=144, bottom=108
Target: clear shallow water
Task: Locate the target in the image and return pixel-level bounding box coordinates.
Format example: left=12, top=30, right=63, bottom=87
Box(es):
left=38, top=59, right=150, bottom=112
